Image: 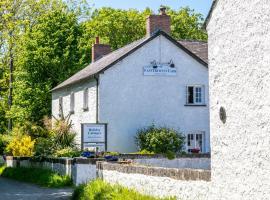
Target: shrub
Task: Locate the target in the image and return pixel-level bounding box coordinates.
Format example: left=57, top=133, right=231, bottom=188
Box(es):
left=0, top=135, right=5, bottom=155
left=135, top=125, right=185, bottom=155
left=72, top=179, right=175, bottom=200
left=34, top=137, right=56, bottom=158
left=1, top=166, right=72, bottom=188
left=53, top=147, right=81, bottom=158
left=51, top=115, right=77, bottom=149
left=6, top=135, right=35, bottom=157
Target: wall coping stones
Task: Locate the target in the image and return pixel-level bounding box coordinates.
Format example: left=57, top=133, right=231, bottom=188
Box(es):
left=97, top=161, right=211, bottom=182
left=118, top=153, right=210, bottom=159
left=5, top=156, right=104, bottom=165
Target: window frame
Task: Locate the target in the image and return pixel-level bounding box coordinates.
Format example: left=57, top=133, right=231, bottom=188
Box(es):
left=70, top=92, right=75, bottom=114
left=186, top=85, right=205, bottom=106
left=83, top=88, right=89, bottom=111
left=58, top=96, right=63, bottom=117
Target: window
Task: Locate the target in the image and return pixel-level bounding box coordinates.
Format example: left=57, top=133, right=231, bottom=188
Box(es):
left=187, top=131, right=205, bottom=153
left=186, top=85, right=205, bottom=105
left=58, top=96, right=63, bottom=117
left=83, top=88, right=89, bottom=111
left=70, top=92, right=75, bottom=114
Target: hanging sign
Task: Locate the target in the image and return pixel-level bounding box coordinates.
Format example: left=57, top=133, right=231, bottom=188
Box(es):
left=143, top=60, right=176, bottom=76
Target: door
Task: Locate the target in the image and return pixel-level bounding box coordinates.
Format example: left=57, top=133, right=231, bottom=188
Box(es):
left=187, top=131, right=205, bottom=153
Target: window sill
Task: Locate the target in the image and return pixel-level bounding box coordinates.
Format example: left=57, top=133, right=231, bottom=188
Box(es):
left=185, top=104, right=207, bottom=107
left=83, top=107, right=89, bottom=112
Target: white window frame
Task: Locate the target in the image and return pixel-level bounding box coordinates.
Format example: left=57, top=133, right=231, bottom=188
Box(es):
left=186, top=85, right=205, bottom=105
left=186, top=131, right=205, bottom=153
left=58, top=96, right=63, bottom=117
left=83, top=88, right=89, bottom=111
left=70, top=92, right=75, bottom=114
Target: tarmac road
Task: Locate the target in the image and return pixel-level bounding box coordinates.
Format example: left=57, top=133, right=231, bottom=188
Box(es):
left=0, top=177, right=73, bottom=200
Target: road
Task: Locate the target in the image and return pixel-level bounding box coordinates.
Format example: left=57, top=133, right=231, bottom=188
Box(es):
left=0, top=177, right=73, bottom=200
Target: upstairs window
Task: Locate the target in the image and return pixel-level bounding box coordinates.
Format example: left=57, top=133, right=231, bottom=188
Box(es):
left=186, top=85, right=205, bottom=105
left=83, top=88, right=89, bottom=111
left=59, top=96, right=63, bottom=117
left=70, top=92, right=75, bottom=114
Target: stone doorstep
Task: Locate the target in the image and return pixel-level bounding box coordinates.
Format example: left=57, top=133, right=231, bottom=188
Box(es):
left=97, top=161, right=211, bottom=182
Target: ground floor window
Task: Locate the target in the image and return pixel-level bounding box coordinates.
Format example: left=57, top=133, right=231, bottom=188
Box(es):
left=187, top=131, right=205, bottom=153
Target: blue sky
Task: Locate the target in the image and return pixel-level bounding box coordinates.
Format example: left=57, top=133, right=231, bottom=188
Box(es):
left=87, top=0, right=213, bottom=18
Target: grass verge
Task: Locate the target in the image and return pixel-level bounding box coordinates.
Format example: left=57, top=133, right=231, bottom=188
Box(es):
left=0, top=165, right=72, bottom=188
left=72, top=179, right=175, bottom=200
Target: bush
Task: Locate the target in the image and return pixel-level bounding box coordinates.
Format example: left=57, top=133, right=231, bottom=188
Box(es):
left=0, top=135, right=5, bottom=155
left=0, top=166, right=72, bottom=188
left=135, top=125, right=185, bottom=155
left=53, top=147, right=81, bottom=158
left=6, top=135, right=35, bottom=157
left=72, top=179, right=175, bottom=200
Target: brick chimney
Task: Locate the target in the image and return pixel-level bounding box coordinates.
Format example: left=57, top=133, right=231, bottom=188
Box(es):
left=146, top=6, right=171, bottom=36
left=92, top=37, right=111, bottom=62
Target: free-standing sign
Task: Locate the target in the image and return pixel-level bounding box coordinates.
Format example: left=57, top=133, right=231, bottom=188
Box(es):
left=81, top=123, right=107, bottom=151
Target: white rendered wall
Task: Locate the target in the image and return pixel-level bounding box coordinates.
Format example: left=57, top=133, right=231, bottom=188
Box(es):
left=207, top=0, right=270, bottom=199
left=134, top=157, right=210, bottom=170
left=101, top=170, right=210, bottom=200
left=99, top=35, right=209, bottom=153
left=52, top=80, right=97, bottom=144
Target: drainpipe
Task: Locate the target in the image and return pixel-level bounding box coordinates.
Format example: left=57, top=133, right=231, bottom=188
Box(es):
left=94, top=75, right=99, bottom=123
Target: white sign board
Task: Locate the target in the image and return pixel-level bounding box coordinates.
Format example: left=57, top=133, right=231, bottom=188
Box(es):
left=82, top=124, right=106, bottom=143
left=83, top=143, right=105, bottom=151
left=143, top=62, right=176, bottom=76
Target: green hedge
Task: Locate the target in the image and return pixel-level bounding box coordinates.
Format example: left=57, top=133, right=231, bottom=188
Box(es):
left=72, top=179, right=175, bottom=200
left=0, top=166, right=72, bottom=188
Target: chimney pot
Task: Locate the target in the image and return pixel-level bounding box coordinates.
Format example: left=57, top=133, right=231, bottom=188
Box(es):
left=159, top=6, right=167, bottom=15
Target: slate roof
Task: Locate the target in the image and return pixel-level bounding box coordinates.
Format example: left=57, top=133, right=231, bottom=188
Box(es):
left=52, top=31, right=208, bottom=91
left=178, top=40, right=208, bottom=64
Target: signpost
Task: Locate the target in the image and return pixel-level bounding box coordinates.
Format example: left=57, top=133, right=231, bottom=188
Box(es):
left=81, top=123, right=107, bottom=151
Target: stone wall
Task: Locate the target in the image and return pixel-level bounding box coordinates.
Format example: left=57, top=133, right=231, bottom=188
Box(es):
left=5, top=156, right=102, bottom=186
left=119, top=154, right=211, bottom=170
left=207, top=0, right=270, bottom=199
left=97, top=161, right=211, bottom=200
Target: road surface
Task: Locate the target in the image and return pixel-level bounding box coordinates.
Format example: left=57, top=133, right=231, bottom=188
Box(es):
left=0, top=177, right=73, bottom=200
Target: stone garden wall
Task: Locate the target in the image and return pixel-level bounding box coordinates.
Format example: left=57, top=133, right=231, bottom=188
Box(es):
left=118, top=154, right=210, bottom=170
left=5, top=156, right=103, bottom=185
left=97, top=161, right=211, bottom=200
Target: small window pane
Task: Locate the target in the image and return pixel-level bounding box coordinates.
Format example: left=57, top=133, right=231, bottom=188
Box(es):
left=188, top=87, right=194, bottom=104
left=59, top=97, right=63, bottom=117
left=70, top=92, right=75, bottom=113
left=83, top=88, right=88, bottom=110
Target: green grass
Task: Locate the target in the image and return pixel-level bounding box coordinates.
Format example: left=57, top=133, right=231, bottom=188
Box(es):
left=0, top=166, right=72, bottom=188
left=72, top=179, right=175, bottom=200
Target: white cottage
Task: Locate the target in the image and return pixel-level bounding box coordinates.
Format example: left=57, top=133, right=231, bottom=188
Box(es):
left=52, top=8, right=209, bottom=153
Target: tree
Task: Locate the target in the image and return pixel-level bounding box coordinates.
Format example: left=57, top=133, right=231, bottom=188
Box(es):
left=78, top=7, right=152, bottom=65
left=7, top=1, right=83, bottom=125
left=169, top=7, right=207, bottom=41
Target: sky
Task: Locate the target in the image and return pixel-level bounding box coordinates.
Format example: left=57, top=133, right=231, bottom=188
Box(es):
left=87, top=0, right=213, bottom=18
